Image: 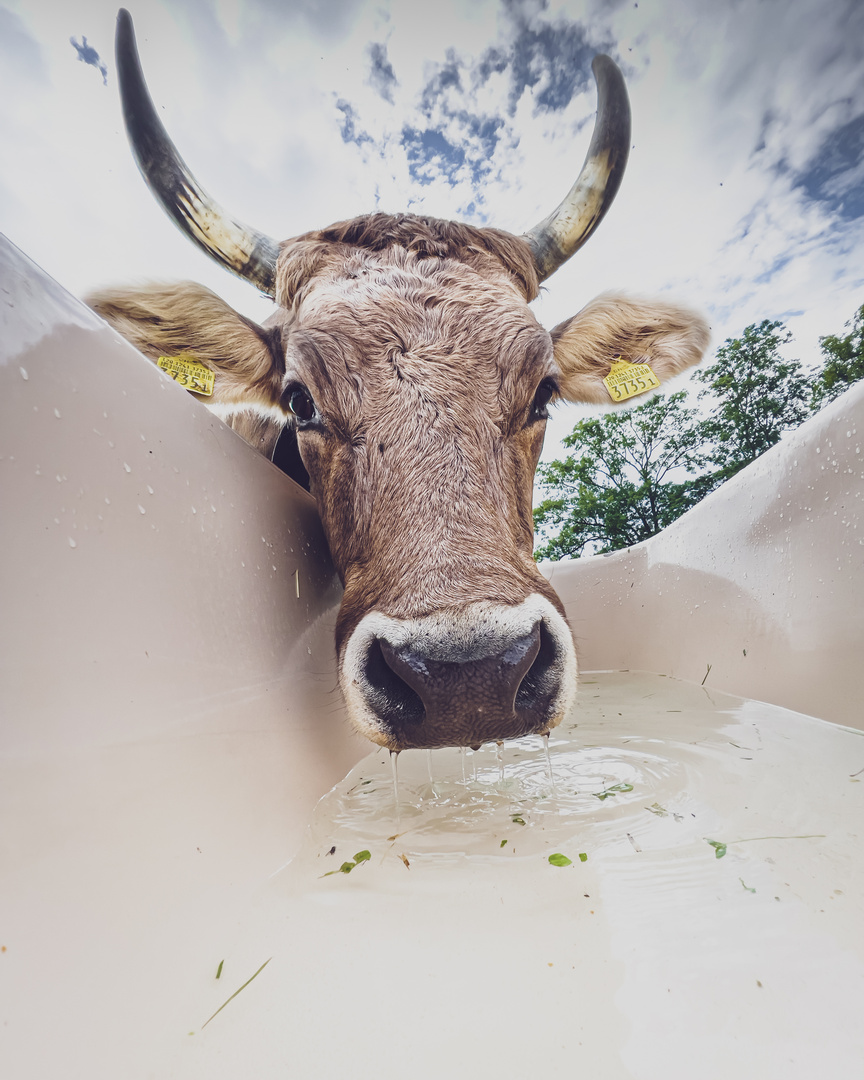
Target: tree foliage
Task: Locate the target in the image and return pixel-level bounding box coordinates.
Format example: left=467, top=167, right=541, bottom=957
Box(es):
left=533, top=391, right=711, bottom=560
left=810, top=304, right=864, bottom=410
left=534, top=308, right=863, bottom=561
left=691, top=320, right=810, bottom=484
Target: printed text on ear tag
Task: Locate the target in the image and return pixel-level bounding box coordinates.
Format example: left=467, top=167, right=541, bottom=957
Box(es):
left=602, top=358, right=660, bottom=402
left=157, top=354, right=215, bottom=396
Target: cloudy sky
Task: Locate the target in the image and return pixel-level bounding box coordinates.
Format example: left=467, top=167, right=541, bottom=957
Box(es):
left=2, top=0, right=863, bottom=460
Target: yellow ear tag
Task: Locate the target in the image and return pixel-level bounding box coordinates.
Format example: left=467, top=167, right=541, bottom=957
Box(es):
left=157, top=353, right=215, bottom=397
left=602, top=358, right=660, bottom=402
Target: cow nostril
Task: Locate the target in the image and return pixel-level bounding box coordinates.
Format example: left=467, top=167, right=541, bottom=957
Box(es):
left=363, top=638, right=425, bottom=729
left=515, top=621, right=560, bottom=713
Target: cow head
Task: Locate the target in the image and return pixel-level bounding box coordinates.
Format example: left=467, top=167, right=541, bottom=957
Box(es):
left=89, top=11, right=709, bottom=751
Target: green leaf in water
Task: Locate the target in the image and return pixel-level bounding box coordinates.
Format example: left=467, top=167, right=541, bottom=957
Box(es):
left=215, top=960, right=224, bottom=980
left=548, top=853, right=572, bottom=867
left=594, top=782, right=634, bottom=801
left=707, top=839, right=727, bottom=859
left=512, top=815, right=526, bottom=826
left=645, top=802, right=668, bottom=816
left=739, top=877, right=756, bottom=893
left=322, top=861, right=356, bottom=877
left=322, top=851, right=372, bottom=877
left=578, top=852, right=588, bottom=862
left=500, top=839, right=508, bottom=848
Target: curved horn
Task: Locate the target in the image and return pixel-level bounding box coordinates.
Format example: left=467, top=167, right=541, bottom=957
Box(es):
left=115, top=8, right=279, bottom=296
left=524, top=55, right=631, bottom=283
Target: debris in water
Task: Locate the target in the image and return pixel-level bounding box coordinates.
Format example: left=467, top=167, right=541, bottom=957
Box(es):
left=548, top=853, right=572, bottom=867
left=201, top=958, right=271, bottom=1029
left=645, top=802, right=668, bottom=816
left=578, top=852, right=588, bottom=862
left=399, top=853, right=410, bottom=869
left=322, top=850, right=372, bottom=877
left=500, top=839, right=508, bottom=848
left=325, top=846, right=335, bottom=856
left=626, top=832, right=642, bottom=852
left=740, top=878, right=756, bottom=893
left=511, top=814, right=526, bottom=826
left=707, top=833, right=825, bottom=860
left=593, top=782, right=634, bottom=800
left=215, top=960, right=223, bottom=980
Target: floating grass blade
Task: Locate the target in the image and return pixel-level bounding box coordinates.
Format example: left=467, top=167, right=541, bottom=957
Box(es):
left=705, top=834, right=824, bottom=860
left=201, top=958, right=271, bottom=1030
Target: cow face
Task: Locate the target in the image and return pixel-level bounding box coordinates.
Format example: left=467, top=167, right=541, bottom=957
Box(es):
left=87, top=12, right=710, bottom=750
left=276, top=229, right=573, bottom=749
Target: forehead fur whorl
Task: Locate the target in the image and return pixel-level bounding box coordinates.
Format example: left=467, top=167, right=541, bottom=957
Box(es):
left=275, top=213, right=540, bottom=308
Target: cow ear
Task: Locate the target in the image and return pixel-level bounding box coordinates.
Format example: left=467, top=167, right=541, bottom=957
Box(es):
left=550, top=293, right=710, bottom=404
left=86, top=282, right=284, bottom=407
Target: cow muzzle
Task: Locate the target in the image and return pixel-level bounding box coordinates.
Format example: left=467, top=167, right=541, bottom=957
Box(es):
left=340, top=596, right=578, bottom=750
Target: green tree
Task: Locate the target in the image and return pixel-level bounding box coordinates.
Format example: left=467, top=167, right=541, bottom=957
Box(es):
left=534, top=319, right=822, bottom=561
left=691, top=320, right=810, bottom=484
left=533, top=391, right=712, bottom=560
left=810, top=304, right=864, bottom=410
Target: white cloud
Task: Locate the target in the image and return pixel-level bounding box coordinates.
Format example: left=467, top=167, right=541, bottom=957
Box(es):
left=1, top=0, right=862, bottom=466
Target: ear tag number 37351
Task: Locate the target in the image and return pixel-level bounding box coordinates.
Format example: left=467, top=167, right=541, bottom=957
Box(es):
left=157, top=354, right=215, bottom=396
left=602, top=358, right=660, bottom=402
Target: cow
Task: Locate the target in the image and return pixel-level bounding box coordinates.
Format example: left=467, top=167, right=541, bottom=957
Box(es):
left=88, top=10, right=709, bottom=752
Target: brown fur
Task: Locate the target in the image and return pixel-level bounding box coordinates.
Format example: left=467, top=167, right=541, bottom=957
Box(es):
left=551, top=292, right=711, bottom=404
left=276, top=213, right=541, bottom=308
left=87, top=282, right=286, bottom=414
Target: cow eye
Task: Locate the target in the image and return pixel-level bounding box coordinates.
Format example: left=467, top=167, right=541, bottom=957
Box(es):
left=286, top=385, right=316, bottom=424
left=530, top=378, right=558, bottom=422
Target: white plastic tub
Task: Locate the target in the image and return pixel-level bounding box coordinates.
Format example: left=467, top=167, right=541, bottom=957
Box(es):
left=2, top=236, right=862, bottom=1078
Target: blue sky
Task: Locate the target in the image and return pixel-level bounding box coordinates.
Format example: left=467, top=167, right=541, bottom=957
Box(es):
left=2, top=0, right=863, bottom=460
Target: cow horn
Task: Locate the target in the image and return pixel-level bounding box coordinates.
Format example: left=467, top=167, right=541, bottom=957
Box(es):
left=524, top=55, right=631, bottom=283
left=115, top=8, right=279, bottom=296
